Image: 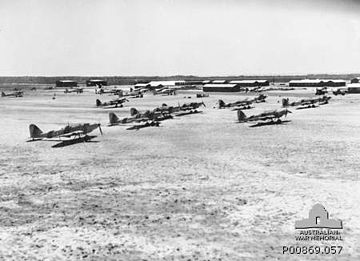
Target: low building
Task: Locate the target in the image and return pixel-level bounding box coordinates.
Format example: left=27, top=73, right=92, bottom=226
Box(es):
left=348, top=83, right=360, bottom=93
left=212, top=80, right=228, bottom=84
left=350, top=77, right=360, bottom=84
left=229, top=80, right=269, bottom=87
left=149, top=81, right=185, bottom=87
left=55, top=80, right=78, bottom=87
left=86, top=79, right=107, bottom=86
left=203, top=84, right=240, bottom=92
left=202, top=80, right=211, bottom=84
left=289, top=79, right=346, bottom=87
left=134, top=83, right=151, bottom=89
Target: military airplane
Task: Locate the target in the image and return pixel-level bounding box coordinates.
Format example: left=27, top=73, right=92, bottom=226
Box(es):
left=315, top=87, right=328, bottom=95
left=1, top=91, right=23, bottom=97
left=282, top=96, right=331, bottom=109
left=153, top=87, right=176, bottom=95
left=64, top=88, right=83, bottom=94
left=153, top=101, right=205, bottom=115
left=333, top=89, right=346, bottom=96
left=96, top=87, right=122, bottom=95
left=108, top=101, right=205, bottom=127
left=117, top=89, right=144, bottom=98
left=108, top=111, right=172, bottom=126
left=237, top=109, right=292, bottom=126
left=28, top=123, right=103, bottom=147
left=96, top=97, right=128, bottom=108
left=217, top=94, right=266, bottom=109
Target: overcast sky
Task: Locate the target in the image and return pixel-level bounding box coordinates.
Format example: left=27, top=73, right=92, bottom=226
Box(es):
left=0, top=0, right=360, bottom=76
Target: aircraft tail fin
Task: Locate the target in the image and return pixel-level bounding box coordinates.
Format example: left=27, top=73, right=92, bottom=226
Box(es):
left=29, top=124, right=43, bottom=139
left=218, top=99, right=225, bottom=108
left=109, top=112, right=119, bottom=125
left=1, top=92, right=6, bottom=97
left=96, top=99, right=102, bottom=106
left=237, top=110, right=247, bottom=122
left=130, top=107, right=139, bottom=116
left=282, top=98, right=289, bottom=107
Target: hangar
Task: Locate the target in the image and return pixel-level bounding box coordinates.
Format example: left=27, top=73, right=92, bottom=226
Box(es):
left=203, top=84, right=240, bottom=92
left=55, top=80, right=78, bottom=87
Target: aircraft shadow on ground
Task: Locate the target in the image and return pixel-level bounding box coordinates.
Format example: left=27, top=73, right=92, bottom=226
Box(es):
left=52, top=135, right=99, bottom=148
left=249, top=120, right=291, bottom=128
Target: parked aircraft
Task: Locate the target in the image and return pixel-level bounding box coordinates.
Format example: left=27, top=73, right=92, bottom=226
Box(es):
left=282, top=96, right=331, bottom=109
left=95, top=87, right=121, bottom=95
left=1, top=91, right=23, bottom=97
left=28, top=123, right=102, bottom=147
left=237, top=109, right=291, bottom=126
left=96, top=98, right=128, bottom=108
left=108, top=101, right=204, bottom=127
left=153, top=87, right=176, bottom=95
left=117, top=89, right=144, bottom=98
left=64, top=88, right=83, bottom=94
left=109, top=110, right=172, bottom=126
left=333, top=89, right=346, bottom=96
left=217, top=94, right=266, bottom=109
left=315, top=87, right=328, bottom=95
left=153, top=101, right=205, bottom=115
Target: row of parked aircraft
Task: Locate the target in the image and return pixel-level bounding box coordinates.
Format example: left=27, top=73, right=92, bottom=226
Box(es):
left=18, top=81, right=336, bottom=147
left=27, top=93, right=335, bottom=147
left=216, top=94, right=332, bottom=127
left=27, top=100, right=206, bottom=147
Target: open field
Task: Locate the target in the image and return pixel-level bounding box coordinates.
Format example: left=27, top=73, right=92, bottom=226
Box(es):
left=0, top=86, right=360, bottom=260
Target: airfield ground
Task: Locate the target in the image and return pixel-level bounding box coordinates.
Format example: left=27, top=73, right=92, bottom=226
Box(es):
left=0, top=85, right=359, bottom=260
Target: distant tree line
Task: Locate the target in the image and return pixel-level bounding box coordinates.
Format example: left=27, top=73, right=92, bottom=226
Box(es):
left=0, top=74, right=359, bottom=85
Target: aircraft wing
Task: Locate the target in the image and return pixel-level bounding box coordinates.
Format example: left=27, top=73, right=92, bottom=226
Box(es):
left=59, top=130, right=84, bottom=138
left=246, top=115, right=276, bottom=122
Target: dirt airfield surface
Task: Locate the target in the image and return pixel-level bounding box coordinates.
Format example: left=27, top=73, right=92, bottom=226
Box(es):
left=0, top=85, right=359, bottom=260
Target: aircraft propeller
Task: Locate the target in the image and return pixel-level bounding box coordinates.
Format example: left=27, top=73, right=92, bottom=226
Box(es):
left=98, top=124, right=103, bottom=135
left=285, top=109, right=292, bottom=117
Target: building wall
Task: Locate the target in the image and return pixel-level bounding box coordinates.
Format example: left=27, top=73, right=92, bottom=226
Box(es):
left=289, top=81, right=346, bottom=87
left=348, top=87, right=360, bottom=93
left=203, top=86, right=240, bottom=92
left=55, top=81, right=78, bottom=87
